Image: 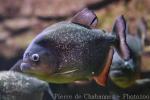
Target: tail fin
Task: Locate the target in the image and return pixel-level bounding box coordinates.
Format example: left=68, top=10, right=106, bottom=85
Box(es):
left=112, top=15, right=131, bottom=60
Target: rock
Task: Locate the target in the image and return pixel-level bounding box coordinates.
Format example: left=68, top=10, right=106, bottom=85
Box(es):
left=0, top=71, right=54, bottom=100
left=33, top=0, right=100, bottom=17
left=0, top=0, right=23, bottom=17
left=0, top=28, right=9, bottom=43
left=0, top=0, right=100, bottom=18
left=3, top=18, right=31, bottom=35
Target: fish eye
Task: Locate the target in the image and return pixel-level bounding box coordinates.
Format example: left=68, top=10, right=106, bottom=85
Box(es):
left=31, top=54, right=40, bottom=62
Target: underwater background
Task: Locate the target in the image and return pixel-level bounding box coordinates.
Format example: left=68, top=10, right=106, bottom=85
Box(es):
left=0, top=0, right=150, bottom=100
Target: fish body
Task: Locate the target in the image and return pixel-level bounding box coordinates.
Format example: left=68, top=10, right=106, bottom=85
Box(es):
left=110, top=33, right=143, bottom=88
left=21, top=22, right=115, bottom=83
left=12, top=8, right=130, bottom=86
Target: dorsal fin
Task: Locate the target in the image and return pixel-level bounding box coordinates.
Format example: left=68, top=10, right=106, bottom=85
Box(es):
left=70, top=8, right=98, bottom=28
left=113, top=15, right=130, bottom=60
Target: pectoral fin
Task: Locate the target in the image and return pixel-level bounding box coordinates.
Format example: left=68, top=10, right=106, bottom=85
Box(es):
left=94, top=48, right=114, bottom=86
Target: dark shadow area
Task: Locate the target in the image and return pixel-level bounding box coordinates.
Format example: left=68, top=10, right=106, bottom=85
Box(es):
left=0, top=49, right=24, bottom=70
left=88, top=0, right=121, bottom=10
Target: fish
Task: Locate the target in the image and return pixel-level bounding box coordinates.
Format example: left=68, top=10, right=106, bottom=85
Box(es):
left=109, top=20, right=143, bottom=88
left=11, top=8, right=130, bottom=86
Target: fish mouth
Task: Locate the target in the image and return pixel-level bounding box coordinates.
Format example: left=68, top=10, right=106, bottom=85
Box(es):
left=20, top=62, right=31, bottom=72
left=110, top=69, right=136, bottom=88
left=110, top=65, right=130, bottom=78
left=110, top=65, right=134, bottom=78
left=109, top=70, right=125, bottom=78
left=20, top=62, right=47, bottom=76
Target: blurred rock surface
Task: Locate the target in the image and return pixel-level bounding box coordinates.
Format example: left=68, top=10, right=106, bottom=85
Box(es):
left=0, top=71, right=49, bottom=100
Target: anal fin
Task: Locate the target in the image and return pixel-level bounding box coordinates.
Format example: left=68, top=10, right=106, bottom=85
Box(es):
left=94, top=48, right=114, bottom=86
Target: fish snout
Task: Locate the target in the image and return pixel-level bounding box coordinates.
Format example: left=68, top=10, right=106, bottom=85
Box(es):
left=20, top=63, right=31, bottom=72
